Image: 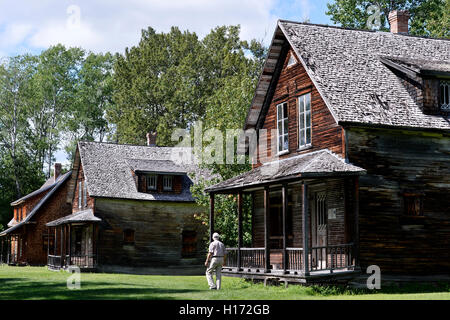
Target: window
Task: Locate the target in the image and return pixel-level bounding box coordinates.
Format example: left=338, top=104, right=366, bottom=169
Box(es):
left=78, top=180, right=82, bottom=209
left=181, top=230, right=197, bottom=257
left=146, top=174, right=157, bottom=191
left=83, top=180, right=87, bottom=207
left=277, top=102, right=289, bottom=153
left=123, top=229, right=135, bottom=245
left=404, top=194, right=423, bottom=216
left=298, top=93, right=312, bottom=148
left=163, top=175, right=173, bottom=191
left=440, top=80, right=450, bottom=111
left=287, top=54, right=297, bottom=67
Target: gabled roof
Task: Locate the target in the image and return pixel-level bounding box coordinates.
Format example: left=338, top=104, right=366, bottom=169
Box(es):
left=206, top=149, right=365, bottom=193
left=74, top=141, right=212, bottom=202
left=0, top=171, right=72, bottom=236
left=245, top=21, right=450, bottom=132
left=10, top=173, right=68, bottom=206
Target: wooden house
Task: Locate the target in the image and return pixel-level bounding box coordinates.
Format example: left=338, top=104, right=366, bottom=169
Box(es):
left=0, top=164, right=72, bottom=265
left=45, top=138, right=211, bottom=274
left=206, top=12, right=450, bottom=283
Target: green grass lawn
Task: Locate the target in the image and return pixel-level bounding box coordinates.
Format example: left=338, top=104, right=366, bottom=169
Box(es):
left=0, top=265, right=449, bottom=300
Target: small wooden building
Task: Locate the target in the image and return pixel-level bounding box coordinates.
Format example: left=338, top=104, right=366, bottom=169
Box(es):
left=206, top=15, right=450, bottom=283
left=0, top=165, right=72, bottom=266
left=46, top=140, right=210, bottom=274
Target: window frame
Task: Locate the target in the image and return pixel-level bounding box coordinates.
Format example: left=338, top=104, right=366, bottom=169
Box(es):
left=146, top=174, right=157, bottom=191
left=440, top=80, right=450, bottom=111
left=163, top=175, right=173, bottom=191
left=403, top=193, right=424, bottom=217
left=123, top=229, right=135, bottom=245
left=276, top=102, right=289, bottom=155
left=83, top=180, right=87, bottom=207
left=78, top=180, right=82, bottom=209
left=287, top=53, right=297, bottom=68
left=298, top=92, right=312, bottom=149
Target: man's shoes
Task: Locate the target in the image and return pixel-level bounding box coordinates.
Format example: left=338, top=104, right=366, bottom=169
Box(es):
left=209, top=287, right=217, bottom=290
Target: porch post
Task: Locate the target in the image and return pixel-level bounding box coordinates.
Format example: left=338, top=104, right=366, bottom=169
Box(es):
left=282, top=183, right=288, bottom=274
left=353, top=176, right=360, bottom=268
left=264, top=186, right=270, bottom=273
left=302, top=182, right=310, bottom=276
left=7, top=237, right=10, bottom=264
left=68, top=224, right=72, bottom=266
left=209, top=193, right=215, bottom=242
left=47, top=227, right=49, bottom=265
left=60, top=226, right=64, bottom=268
left=237, top=191, right=243, bottom=271
left=0, top=238, right=3, bottom=264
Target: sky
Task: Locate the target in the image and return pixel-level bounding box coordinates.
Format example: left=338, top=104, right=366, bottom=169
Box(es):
left=0, top=0, right=334, bottom=57
left=0, top=0, right=334, bottom=165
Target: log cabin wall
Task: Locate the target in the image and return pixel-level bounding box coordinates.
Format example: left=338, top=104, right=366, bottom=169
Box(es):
left=346, top=126, right=450, bottom=274
left=251, top=179, right=348, bottom=249
left=256, top=48, right=345, bottom=167
left=93, top=198, right=207, bottom=274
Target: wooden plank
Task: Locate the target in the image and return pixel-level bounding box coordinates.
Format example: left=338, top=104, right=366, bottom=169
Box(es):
left=302, top=183, right=310, bottom=276
left=264, top=187, right=271, bottom=273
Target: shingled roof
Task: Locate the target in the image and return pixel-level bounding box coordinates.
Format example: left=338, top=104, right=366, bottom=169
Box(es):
left=0, top=171, right=72, bottom=236
left=245, top=21, right=450, bottom=132
left=206, top=149, right=365, bottom=193
left=76, top=141, right=212, bottom=202
left=46, top=209, right=100, bottom=227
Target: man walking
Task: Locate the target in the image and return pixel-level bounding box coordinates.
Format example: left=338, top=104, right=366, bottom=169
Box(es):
left=205, top=232, right=227, bottom=290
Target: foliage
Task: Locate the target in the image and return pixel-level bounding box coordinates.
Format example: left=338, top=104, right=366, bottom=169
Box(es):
left=0, top=46, right=114, bottom=229
left=326, top=0, right=449, bottom=38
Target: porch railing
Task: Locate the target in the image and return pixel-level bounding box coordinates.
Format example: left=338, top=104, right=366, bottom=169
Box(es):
left=66, top=254, right=97, bottom=269
left=48, top=255, right=61, bottom=269
left=224, top=248, right=265, bottom=270
left=223, top=243, right=355, bottom=274
left=310, top=243, right=354, bottom=272
left=47, top=254, right=97, bottom=269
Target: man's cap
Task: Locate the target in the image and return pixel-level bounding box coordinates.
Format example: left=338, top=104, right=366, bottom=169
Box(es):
left=212, top=232, right=220, bottom=239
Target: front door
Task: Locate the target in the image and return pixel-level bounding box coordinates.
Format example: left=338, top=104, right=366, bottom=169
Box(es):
left=311, top=191, right=327, bottom=269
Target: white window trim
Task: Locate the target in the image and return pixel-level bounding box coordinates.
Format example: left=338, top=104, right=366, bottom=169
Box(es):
left=276, top=102, right=289, bottom=155
left=83, top=180, right=87, bottom=207
left=146, top=174, right=157, bottom=191
left=298, top=93, right=312, bottom=149
left=78, top=180, right=82, bottom=209
left=163, top=175, right=173, bottom=191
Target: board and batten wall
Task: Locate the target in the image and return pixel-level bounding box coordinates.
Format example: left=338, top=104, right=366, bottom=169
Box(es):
left=93, top=198, right=207, bottom=275
left=346, top=126, right=450, bottom=274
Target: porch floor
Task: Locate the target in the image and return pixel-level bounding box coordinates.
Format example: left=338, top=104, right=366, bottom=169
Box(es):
left=221, top=267, right=361, bottom=284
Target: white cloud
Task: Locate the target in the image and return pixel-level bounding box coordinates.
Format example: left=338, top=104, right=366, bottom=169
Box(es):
left=0, top=0, right=283, bottom=55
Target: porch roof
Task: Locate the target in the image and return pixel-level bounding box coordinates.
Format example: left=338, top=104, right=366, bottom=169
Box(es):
left=46, top=209, right=101, bottom=227
left=205, top=149, right=365, bottom=193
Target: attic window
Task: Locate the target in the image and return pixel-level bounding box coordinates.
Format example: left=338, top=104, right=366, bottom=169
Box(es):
left=277, top=102, right=289, bottom=154
left=123, top=229, right=135, bottom=245
left=440, top=80, right=450, bottom=111
left=287, top=54, right=297, bottom=67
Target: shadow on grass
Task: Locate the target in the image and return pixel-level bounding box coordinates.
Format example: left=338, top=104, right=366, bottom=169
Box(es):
left=0, top=277, right=202, bottom=300
left=309, top=282, right=450, bottom=296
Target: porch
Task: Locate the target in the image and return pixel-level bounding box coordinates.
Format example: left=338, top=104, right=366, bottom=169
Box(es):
left=205, top=150, right=365, bottom=283
left=45, top=209, right=100, bottom=271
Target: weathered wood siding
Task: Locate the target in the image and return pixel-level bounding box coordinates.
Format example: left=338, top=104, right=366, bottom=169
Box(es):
left=94, top=198, right=207, bottom=273
left=346, top=126, right=450, bottom=274
left=251, top=179, right=350, bottom=249
left=257, top=48, right=344, bottom=166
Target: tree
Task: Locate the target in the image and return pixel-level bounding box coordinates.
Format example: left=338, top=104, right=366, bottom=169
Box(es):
left=326, top=0, right=449, bottom=38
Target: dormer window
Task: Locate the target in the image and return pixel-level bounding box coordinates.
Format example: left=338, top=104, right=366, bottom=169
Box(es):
left=440, top=80, right=449, bottom=111
left=277, top=102, right=289, bottom=154
left=163, top=175, right=173, bottom=191
left=146, top=174, right=157, bottom=191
